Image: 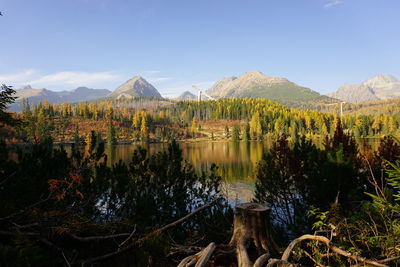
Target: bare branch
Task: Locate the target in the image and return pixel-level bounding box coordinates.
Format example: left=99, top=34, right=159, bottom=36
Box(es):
left=67, top=232, right=131, bottom=242
left=80, top=198, right=220, bottom=266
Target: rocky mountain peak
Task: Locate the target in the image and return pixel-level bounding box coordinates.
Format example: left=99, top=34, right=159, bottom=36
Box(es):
left=329, top=74, right=400, bottom=103
left=362, top=74, right=398, bottom=87
left=239, top=71, right=289, bottom=84
left=108, top=75, right=162, bottom=99
left=19, top=85, right=33, bottom=90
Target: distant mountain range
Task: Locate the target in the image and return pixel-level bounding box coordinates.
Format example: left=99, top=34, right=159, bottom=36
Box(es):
left=9, top=72, right=400, bottom=111
left=9, top=86, right=111, bottom=111
left=329, top=74, right=400, bottom=104
left=9, top=76, right=163, bottom=111
left=176, top=91, right=197, bottom=100
left=107, top=76, right=162, bottom=99
left=206, top=71, right=334, bottom=106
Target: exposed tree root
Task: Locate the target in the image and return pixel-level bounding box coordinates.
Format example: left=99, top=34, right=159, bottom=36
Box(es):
left=281, top=234, right=389, bottom=267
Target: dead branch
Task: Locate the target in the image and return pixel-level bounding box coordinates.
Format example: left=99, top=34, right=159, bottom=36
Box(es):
left=350, top=255, right=400, bottom=267
left=67, top=232, right=131, bottom=242
left=281, top=234, right=389, bottom=267
left=80, top=198, right=220, bottom=266
left=0, top=230, right=39, bottom=236
left=146, top=198, right=220, bottom=239
left=118, top=224, right=137, bottom=248
left=167, top=245, right=203, bottom=258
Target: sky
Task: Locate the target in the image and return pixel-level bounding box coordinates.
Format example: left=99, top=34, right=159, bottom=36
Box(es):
left=0, top=0, right=399, bottom=97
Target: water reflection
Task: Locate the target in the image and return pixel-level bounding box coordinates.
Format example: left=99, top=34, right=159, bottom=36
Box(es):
left=93, top=138, right=382, bottom=202
left=103, top=141, right=269, bottom=202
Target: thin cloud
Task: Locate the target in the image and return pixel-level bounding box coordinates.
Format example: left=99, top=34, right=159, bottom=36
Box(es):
left=324, top=0, right=344, bottom=8
left=0, top=69, right=36, bottom=84
left=0, top=69, right=124, bottom=89
left=28, top=71, right=122, bottom=87
left=148, top=77, right=172, bottom=83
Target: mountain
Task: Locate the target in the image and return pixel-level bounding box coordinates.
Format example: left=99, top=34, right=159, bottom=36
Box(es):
left=62, top=87, right=111, bottom=102
left=176, top=91, right=197, bottom=100
left=206, top=71, right=333, bottom=107
left=329, top=74, right=400, bottom=104
left=9, top=86, right=111, bottom=111
left=108, top=76, right=162, bottom=99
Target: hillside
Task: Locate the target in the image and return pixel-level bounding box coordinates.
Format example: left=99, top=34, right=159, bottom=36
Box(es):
left=206, top=71, right=334, bottom=107
left=329, top=74, right=400, bottom=103
left=108, top=76, right=162, bottom=99
left=9, top=85, right=111, bottom=111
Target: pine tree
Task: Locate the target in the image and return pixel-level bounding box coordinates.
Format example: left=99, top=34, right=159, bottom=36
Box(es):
left=191, top=117, right=198, bottom=138
left=107, top=119, right=117, bottom=145
left=232, top=124, right=241, bottom=141
left=36, top=108, right=50, bottom=141
left=73, top=125, right=80, bottom=145
left=243, top=122, right=250, bottom=141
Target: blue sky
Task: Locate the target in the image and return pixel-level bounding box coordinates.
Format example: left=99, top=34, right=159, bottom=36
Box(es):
left=0, top=0, right=399, bottom=97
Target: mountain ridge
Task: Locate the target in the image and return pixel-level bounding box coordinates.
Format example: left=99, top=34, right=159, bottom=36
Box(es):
left=206, top=71, right=333, bottom=107
left=9, top=86, right=111, bottom=111
left=329, top=74, right=400, bottom=103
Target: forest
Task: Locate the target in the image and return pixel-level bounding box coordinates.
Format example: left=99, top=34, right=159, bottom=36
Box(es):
left=3, top=95, right=399, bottom=145
left=1, top=84, right=400, bottom=266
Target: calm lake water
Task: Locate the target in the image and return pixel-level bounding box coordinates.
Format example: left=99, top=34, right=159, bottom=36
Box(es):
left=102, top=138, right=381, bottom=202
left=105, top=141, right=270, bottom=202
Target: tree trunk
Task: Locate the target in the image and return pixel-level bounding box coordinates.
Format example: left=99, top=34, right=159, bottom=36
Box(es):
left=229, top=203, right=279, bottom=266
left=178, top=202, right=280, bottom=267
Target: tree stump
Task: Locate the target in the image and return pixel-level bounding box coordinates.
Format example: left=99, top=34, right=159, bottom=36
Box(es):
left=178, top=202, right=280, bottom=267
left=229, top=203, right=280, bottom=267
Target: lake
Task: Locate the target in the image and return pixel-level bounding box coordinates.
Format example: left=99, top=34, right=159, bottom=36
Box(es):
left=103, top=141, right=273, bottom=202
left=88, top=138, right=382, bottom=202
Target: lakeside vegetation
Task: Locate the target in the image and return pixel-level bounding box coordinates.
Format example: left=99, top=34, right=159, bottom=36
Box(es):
left=1, top=84, right=400, bottom=266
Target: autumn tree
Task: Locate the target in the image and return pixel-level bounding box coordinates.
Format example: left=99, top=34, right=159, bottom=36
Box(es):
left=231, top=124, right=241, bottom=141
left=250, top=112, right=262, bottom=140
left=191, top=117, right=198, bottom=138
left=140, top=115, right=149, bottom=142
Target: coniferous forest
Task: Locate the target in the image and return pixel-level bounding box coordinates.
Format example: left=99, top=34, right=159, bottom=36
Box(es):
left=6, top=94, right=400, bottom=145
left=1, top=84, right=400, bottom=266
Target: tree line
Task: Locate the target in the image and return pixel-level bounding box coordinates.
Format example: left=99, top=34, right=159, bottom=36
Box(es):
left=10, top=97, right=400, bottom=144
